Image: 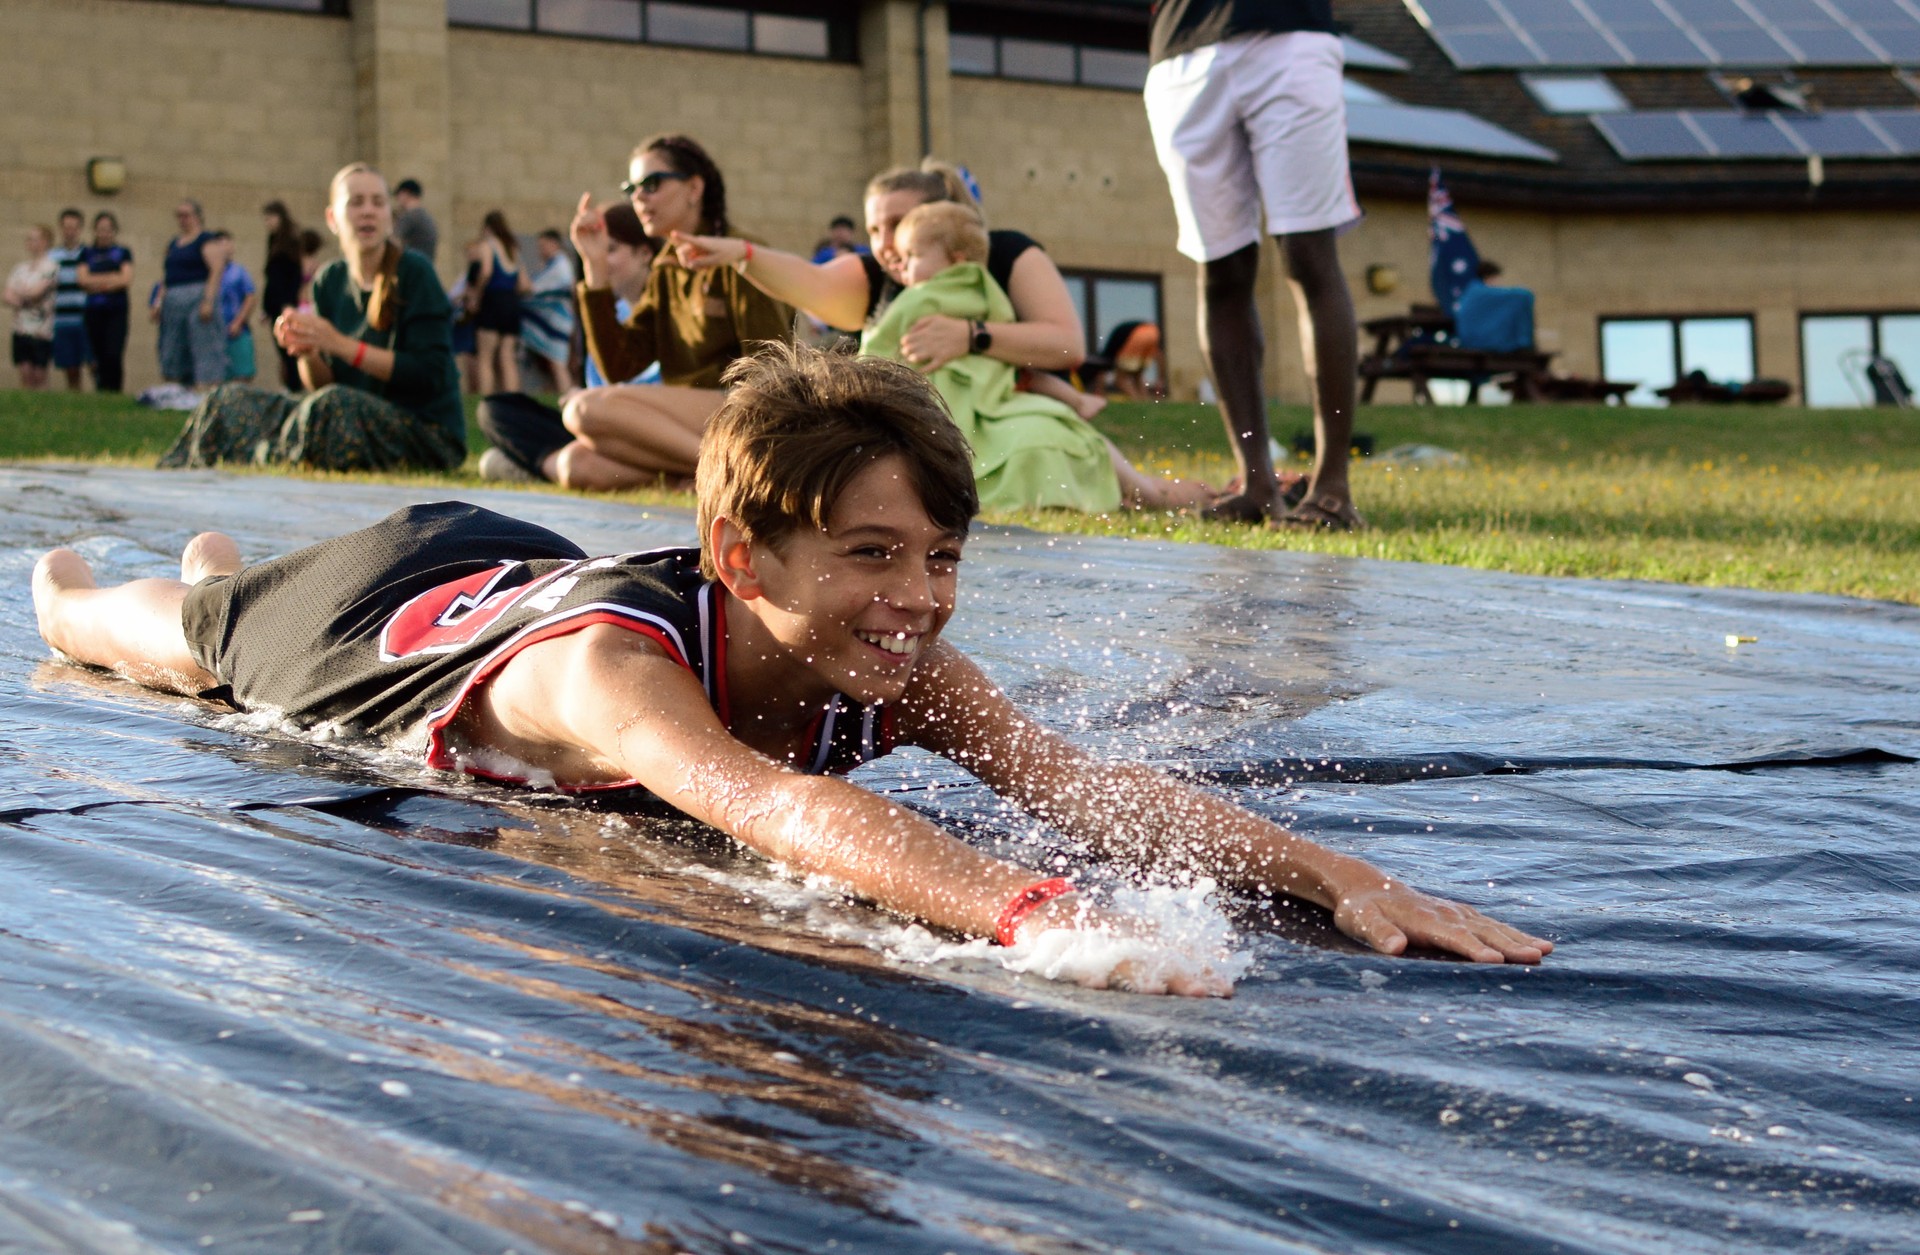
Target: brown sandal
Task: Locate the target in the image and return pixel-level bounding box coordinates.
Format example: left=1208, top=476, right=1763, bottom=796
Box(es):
left=1201, top=473, right=1310, bottom=524
left=1273, top=493, right=1367, bottom=532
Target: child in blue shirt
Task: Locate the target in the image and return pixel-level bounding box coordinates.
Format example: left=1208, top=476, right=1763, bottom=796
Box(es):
left=210, top=232, right=258, bottom=383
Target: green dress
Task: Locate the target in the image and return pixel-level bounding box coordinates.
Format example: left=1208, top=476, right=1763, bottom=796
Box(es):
left=861, top=263, right=1120, bottom=515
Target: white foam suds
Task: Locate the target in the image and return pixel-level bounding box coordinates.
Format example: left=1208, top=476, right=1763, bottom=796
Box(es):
left=890, top=879, right=1253, bottom=995
left=686, top=865, right=1251, bottom=995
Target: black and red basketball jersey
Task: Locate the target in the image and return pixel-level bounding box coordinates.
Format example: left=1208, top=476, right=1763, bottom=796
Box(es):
left=183, top=502, right=894, bottom=791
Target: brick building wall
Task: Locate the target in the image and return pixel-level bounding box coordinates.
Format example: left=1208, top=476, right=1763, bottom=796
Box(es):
left=1342, top=200, right=1920, bottom=402
left=2, top=0, right=356, bottom=392
left=443, top=28, right=871, bottom=271
left=3, top=0, right=1916, bottom=402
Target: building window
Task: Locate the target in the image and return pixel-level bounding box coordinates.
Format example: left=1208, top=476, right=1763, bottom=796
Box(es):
left=145, top=0, right=347, bottom=10
left=1800, top=312, right=1920, bottom=406
left=753, top=12, right=828, bottom=58
left=949, top=34, right=1149, bottom=91
left=1060, top=270, right=1163, bottom=362
left=1599, top=315, right=1755, bottom=406
left=949, top=31, right=997, bottom=75
left=449, top=0, right=842, bottom=59
left=1521, top=74, right=1629, bottom=114
left=649, top=1, right=747, bottom=48
left=538, top=0, right=638, bottom=39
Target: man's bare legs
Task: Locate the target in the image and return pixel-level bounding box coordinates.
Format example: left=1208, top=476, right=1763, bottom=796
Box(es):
left=32, top=531, right=243, bottom=695
left=541, top=384, right=720, bottom=491
left=1279, top=229, right=1361, bottom=529
left=1196, top=243, right=1276, bottom=522
left=1195, top=232, right=1362, bottom=529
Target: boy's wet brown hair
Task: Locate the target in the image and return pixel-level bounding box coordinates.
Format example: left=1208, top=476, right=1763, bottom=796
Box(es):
left=897, top=201, right=989, bottom=267
left=697, top=343, right=978, bottom=578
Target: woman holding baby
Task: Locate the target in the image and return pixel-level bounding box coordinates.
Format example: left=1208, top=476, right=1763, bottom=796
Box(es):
left=675, top=160, right=1208, bottom=512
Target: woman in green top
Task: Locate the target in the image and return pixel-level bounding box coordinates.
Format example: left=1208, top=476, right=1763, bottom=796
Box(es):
left=159, top=164, right=465, bottom=473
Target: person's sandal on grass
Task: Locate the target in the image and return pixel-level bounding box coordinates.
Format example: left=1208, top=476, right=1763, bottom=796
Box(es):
left=1201, top=472, right=1309, bottom=525
left=1274, top=492, right=1367, bottom=533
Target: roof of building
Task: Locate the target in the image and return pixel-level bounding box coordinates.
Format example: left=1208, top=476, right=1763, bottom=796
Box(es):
left=951, top=0, right=1920, bottom=209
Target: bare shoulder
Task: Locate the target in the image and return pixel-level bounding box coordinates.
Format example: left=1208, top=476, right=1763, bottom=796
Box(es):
left=487, top=622, right=694, bottom=725
left=465, top=623, right=721, bottom=786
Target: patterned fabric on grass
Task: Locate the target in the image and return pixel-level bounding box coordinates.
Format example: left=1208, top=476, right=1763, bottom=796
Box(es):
left=158, top=382, right=464, bottom=472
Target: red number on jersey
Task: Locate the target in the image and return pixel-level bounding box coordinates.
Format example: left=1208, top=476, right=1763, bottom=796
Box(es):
left=379, top=562, right=567, bottom=660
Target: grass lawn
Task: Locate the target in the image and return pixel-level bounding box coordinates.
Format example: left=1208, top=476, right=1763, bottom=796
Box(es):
left=3, top=389, right=1916, bottom=605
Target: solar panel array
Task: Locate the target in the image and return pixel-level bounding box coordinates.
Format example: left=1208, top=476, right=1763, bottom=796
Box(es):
left=1410, top=0, right=1920, bottom=69
left=1594, top=107, right=1920, bottom=156
left=1347, top=100, right=1561, bottom=160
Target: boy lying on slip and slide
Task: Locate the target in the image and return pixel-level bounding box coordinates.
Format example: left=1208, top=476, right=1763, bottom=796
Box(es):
left=31, top=345, right=1550, bottom=995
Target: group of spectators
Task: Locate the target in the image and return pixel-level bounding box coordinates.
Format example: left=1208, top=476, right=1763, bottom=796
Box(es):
left=6, top=210, right=134, bottom=392
left=5, top=198, right=330, bottom=399
left=19, top=1, right=1369, bottom=530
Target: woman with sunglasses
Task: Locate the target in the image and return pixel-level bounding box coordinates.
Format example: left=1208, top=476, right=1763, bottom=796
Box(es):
left=479, top=134, right=792, bottom=489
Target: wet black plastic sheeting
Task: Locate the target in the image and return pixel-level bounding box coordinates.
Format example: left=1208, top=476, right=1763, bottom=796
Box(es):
left=2, top=465, right=1918, bottom=1254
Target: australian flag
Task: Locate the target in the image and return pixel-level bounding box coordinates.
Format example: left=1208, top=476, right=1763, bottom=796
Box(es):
left=1429, top=169, right=1480, bottom=317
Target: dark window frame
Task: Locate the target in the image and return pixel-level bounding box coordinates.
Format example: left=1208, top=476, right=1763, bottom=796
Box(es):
left=1796, top=308, right=1920, bottom=405
left=1060, top=266, right=1164, bottom=360
left=448, top=0, right=855, bottom=62
left=137, top=0, right=349, bottom=13
left=1598, top=312, right=1758, bottom=400
left=948, top=32, right=1149, bottom=92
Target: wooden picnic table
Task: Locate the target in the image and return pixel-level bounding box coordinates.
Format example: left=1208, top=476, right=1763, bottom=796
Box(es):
left=1358, top=307, right=1557, bottom=404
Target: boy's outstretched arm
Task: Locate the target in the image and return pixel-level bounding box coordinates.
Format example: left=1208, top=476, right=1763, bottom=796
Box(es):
left=469, top=626, right=1227, bottom=994
left=897, top=643, right=1552, bottom=965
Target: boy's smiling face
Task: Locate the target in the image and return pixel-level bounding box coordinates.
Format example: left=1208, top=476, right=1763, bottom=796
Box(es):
left=718, top=453, right=965, bottom=708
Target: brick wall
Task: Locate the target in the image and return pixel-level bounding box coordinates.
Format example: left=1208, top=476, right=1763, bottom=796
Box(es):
left=1342, top=200, right=1920, bottom=402
left=443, top=29, right=871, bottom=265
left=3, top=0, right=1917, bottom=405
left=1, top=0, right=355, bottom=394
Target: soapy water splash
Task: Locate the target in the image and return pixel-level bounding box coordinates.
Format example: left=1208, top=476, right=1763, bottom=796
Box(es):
left=894, top=879, right=1255, bottom=995
left=684, top=861, right=1254, bottom=995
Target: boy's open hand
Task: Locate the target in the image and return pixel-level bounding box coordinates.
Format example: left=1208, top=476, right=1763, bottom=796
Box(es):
left=1331, top=880, right=1552, bottom=964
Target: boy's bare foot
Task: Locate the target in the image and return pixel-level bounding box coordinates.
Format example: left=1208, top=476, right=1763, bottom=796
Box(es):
left=32, top=548, right=96, bottom=656
left=181, top=532, right=243, bottom=584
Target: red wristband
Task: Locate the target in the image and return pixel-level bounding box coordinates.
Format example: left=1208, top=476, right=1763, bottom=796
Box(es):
left=995, top=877, right=1075, bottom=947
left=350, top=340, right=368, bottom=370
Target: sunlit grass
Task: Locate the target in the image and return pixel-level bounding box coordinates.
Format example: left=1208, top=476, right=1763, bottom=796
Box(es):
left=3, top=390, right=1915, bottom=605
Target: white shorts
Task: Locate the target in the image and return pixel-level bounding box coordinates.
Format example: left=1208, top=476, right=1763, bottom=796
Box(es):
left=1144, top=30, right=1361, bottom=262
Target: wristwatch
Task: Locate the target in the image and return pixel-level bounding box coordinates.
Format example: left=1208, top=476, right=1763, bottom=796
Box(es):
left=970, top=320, right=994, bottom=354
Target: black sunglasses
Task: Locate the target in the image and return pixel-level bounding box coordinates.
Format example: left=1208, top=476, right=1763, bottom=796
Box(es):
left=620, top=171, right=691, bottom=197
